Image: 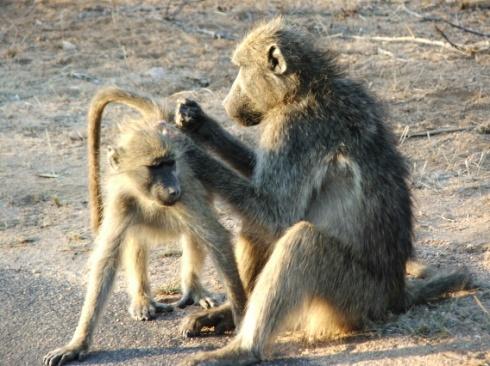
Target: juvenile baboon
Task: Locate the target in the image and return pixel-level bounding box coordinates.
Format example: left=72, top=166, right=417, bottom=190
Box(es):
left=43, top=87, right=246, bottom=366
left=174, top=18, right=472, bottom=365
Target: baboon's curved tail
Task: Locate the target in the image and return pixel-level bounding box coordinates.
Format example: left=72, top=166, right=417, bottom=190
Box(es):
left=87, top=87, right=166, bottom=234
left=404, top=267, right=472, bottom=308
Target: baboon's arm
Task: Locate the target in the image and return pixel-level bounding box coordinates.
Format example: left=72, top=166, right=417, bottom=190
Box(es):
left=185, top=147, right=289, bottom=233
left=185, top=115, right=256, bottom=178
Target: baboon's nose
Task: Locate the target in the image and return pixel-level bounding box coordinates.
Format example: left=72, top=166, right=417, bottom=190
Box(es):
left=168, top=187, right=179, bottom=199
left=163, top=187, right=181, bottom=206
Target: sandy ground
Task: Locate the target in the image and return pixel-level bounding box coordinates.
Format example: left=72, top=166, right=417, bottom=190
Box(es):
left=0, top=1, right=489, bottom=365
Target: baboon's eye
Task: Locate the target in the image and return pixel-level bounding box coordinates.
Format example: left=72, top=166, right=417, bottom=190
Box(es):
left=149, top=159, right=175, bottom=169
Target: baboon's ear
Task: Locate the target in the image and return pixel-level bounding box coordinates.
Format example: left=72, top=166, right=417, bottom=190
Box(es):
left=267, top=44, right=287, bottom=75
left=107, top=146, right=121, bottom=170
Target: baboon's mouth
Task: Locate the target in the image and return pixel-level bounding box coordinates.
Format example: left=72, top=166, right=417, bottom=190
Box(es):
left=232, top=108, right=263, bottom=127
left=159, top=199, right=179, bottom=207
left=240, top=119, right=261, bottom=127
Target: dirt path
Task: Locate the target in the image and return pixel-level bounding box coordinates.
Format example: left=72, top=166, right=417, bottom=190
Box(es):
left=0, top=1, right=489, bottom=365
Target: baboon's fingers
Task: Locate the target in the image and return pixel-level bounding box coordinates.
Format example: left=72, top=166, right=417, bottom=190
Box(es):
left=129, top=299, right=157, bottom=321
left=175, top=98, right=204, bottom=131
left=43, top=346, right=80, bottom=366
left=59, top=354, right=73, bottom=366
left=198, top=296, right=217, bottom=309
left=181, top=311, right=218, bottom=337
left=176, top=289, right=219, bottom=309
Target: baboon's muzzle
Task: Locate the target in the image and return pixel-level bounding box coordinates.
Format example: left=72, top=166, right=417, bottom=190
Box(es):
left=154, top=186, right=181, bottom=206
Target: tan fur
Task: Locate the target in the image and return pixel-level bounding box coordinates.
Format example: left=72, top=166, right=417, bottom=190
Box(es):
left=43, top=88, right=246, bottom=366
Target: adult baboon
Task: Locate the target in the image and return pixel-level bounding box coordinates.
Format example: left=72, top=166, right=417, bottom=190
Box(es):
left=174, top=18, right=471, bottom=365
left=43, top=87, right=246, bottom=366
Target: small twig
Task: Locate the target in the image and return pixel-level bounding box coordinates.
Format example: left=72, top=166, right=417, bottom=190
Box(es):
left=377, top=47, right=408, bottom=62
left=325, top=33, right=343, bottom=39
left=473, top=295, right=490, bottom=318
left=399, top=125, right=410, bottom=145
left=402, top=5, right=490, bottom=38
left=440, top=19, right=490, bottom=38
left=440, top=215, right=456, bottom=222
left=343, top=33, right=490, bottom=56
left=196, top=28, right=235, bottom=40
left=406, top=127, right=472, bottom=139
left=434, top=25, right=467, bottom=52
left=341, top=34, right=468, bottom=56
left=36, top=173, right=59, bottom=179
left=404, top=24, right=415, bottom=38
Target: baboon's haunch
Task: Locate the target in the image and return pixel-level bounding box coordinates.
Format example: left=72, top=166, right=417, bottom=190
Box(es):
left=175, top=18, right=472, bottom=365
left=43, top=87, right=246, bottom=366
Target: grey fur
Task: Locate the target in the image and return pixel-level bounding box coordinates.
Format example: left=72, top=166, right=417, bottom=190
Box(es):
left=175, top=18, right=472, bottom=366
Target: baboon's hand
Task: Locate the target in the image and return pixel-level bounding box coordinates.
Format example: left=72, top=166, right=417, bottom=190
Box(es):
left=175, top=99, right=206, bottom=132
left=180, top=305, right=235, bottom=337
left=43, top=343, right=87, bottom=366
left=176, top=288, right=218, bottom=310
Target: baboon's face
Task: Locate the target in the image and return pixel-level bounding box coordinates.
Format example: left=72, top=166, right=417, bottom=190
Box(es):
left=143, top=154, right=180, bottom=207
left=111, top=132, right=181, bottom=206
left=223, top=42, right=291, bottom=127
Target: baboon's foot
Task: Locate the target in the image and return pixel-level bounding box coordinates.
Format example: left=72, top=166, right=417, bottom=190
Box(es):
left=181, top=304, right=235, bottom=337
left=152, top=299, right=174, bottom=313
left=43, top=342, right=87, bottom=366
left=176, top=286, right=218, bottom=309
left=129, top=297, right=172, bottom=321
left=179, top=342, right=260, bottom=366
left=175, top=98, right=206, bottom=132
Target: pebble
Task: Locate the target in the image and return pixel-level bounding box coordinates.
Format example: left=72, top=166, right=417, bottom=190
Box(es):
left=62, top=40, right=77, bottom=51
left=146, top=67, right=166, bottom=80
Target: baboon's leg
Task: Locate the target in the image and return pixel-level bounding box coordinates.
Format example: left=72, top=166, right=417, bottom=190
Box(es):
left=123, top=236, right=172, bottom=321
left=237, top=223, right=334, bottom=356
left=176, top=233, right=217, bottom=309
left=182, top=222, right=363, bottom=366
left=205, top=224, right=247, bottom=323
left=181, top=230, right=272, bottom=337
